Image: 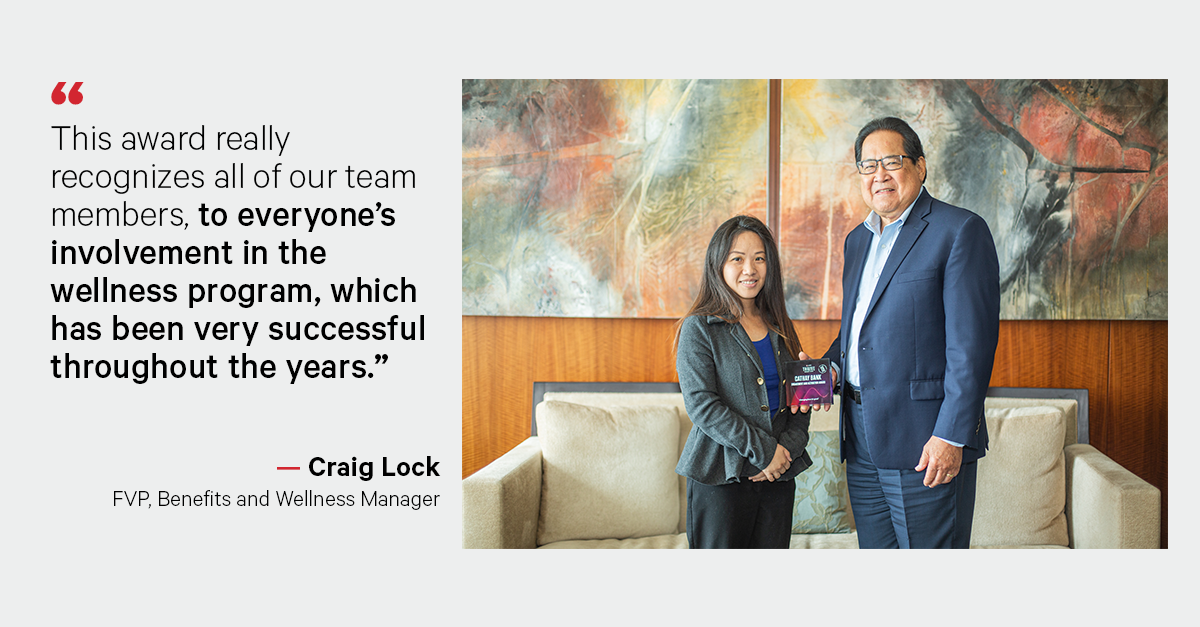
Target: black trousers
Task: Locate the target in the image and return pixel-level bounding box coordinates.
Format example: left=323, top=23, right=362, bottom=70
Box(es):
left=686, top=477, right=794, bottom=549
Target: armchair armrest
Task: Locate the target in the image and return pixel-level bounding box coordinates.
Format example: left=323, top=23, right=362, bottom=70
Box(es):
left=1065, top=444, right=1160, bottom=548
left=462, top=437, right=543, bottom=549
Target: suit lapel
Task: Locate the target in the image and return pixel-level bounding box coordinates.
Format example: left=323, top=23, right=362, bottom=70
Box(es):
left=728, top=322, right=763, bottom=377
left=842, top=228, right=871, bottom=340
left=864, top=192, right=931, bottom=318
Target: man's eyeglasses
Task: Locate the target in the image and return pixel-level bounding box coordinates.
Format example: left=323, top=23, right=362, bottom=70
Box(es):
left=856, top=154, right=915, bottom=175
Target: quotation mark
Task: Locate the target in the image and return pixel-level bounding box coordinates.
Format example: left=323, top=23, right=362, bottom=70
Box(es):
left=51, top=82, right=84, bottom=105
left=368, top=354, right=388, bottom=379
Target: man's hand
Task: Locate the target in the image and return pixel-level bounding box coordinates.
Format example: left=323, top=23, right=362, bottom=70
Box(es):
left=791, top=351, right=836, bottom=414
left=915, top=436, right=962, bottom=487
left=750, top=445, right=793, bottom=482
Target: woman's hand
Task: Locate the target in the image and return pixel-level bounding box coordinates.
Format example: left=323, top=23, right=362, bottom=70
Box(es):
left=749, top=444, right=792, bottom=482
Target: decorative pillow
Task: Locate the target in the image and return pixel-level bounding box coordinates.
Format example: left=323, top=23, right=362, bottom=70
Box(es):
left=792, top=430, right=852, bottom=534
left=971, top=406, right=1069, bottom=547
left=536, top=401, right=681, bottom=546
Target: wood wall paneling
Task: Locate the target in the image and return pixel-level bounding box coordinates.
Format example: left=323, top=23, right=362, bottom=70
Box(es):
left=989, top=321, right=1112, bottom=440
left=1108, top=321, right=1167, bottom=546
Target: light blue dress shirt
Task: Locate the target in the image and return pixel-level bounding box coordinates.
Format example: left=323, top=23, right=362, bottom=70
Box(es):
left=845, top=198, right=916, bottom=388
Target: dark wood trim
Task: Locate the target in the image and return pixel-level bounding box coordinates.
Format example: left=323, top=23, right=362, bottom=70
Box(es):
left=529, top=381, right=1089, bottom=444
left=768, top=79, right=781, bottom=237
left=531, top=381, right=682, bottom=435
left=987, top=386, right=1089, bottom=445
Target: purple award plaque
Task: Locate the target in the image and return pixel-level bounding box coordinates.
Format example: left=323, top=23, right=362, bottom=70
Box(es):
left=785, top=358, right=833, bottom=406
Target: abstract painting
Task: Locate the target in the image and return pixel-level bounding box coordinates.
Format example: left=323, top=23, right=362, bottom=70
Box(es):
left=779, top=79, right=1166, bottom=320
left=463, top=79, right=768, bottom=317
left=464, top=79, right=1167, bottom=320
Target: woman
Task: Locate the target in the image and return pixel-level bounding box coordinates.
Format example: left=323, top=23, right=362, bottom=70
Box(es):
left=674, top=215, right=812, bottom=549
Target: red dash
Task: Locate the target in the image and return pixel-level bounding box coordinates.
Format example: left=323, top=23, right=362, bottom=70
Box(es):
left=277, top=466, right=302, bottom=470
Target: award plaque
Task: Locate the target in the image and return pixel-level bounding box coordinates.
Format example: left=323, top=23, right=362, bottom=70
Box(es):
left=785, top=359, right=834, bottom=406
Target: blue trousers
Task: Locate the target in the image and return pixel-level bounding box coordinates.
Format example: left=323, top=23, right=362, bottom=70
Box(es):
left=845, top=395, right=977, bottom=549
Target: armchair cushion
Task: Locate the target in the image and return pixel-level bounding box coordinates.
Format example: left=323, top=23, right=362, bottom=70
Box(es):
left=971, top=405, right=1069, bottom=547
left=536, top=401, right=681, bottom=545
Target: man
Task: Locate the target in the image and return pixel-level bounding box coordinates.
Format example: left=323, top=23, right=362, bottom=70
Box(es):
left=804, top=117, right=999, bottom=548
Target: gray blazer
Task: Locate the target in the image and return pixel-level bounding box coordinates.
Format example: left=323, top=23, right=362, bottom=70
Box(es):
left=675, top=314, right=813, bottom=485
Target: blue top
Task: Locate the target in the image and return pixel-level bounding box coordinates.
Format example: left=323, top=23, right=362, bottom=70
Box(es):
left=751, top=335, right=780, bottom=416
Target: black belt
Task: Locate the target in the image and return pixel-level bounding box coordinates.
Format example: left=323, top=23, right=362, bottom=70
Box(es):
left=845, top=385, right=862, bottom=404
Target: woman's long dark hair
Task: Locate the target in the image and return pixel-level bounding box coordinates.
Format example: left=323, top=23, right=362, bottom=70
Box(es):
left=675, top=215, right=802, bottom=359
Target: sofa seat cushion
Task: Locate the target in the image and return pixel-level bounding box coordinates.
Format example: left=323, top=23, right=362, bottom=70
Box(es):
left=536, top=401, right=681, bottom=545
left=970, top=544, right=1069, bottom=549
left=539, top=533, right=688, bottom=549
left=789, top=531, right=860, bottom=549
left=971, top=405, right=1069, bottom=547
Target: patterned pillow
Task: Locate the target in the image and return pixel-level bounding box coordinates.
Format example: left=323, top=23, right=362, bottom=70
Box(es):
left=792, top=430, right=852, bottom=534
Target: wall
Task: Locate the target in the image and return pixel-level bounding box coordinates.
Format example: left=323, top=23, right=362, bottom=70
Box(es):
left=462, top=316, right=1167, bottom=546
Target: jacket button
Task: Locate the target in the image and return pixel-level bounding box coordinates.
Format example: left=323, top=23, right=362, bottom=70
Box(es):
left=760, top=405, right=769, bottom=412
left=757, top=377, right=764, bottom=385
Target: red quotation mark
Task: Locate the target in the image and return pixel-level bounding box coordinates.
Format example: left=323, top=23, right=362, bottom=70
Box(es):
left=51, top=82, right=83, bottom=105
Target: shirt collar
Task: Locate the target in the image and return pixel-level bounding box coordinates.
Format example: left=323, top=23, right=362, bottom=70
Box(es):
left=864, top=186, right=924, bottom=235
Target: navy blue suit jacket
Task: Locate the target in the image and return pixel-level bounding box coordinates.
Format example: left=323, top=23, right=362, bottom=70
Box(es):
left=823, top=190, right=1000, bottom=470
